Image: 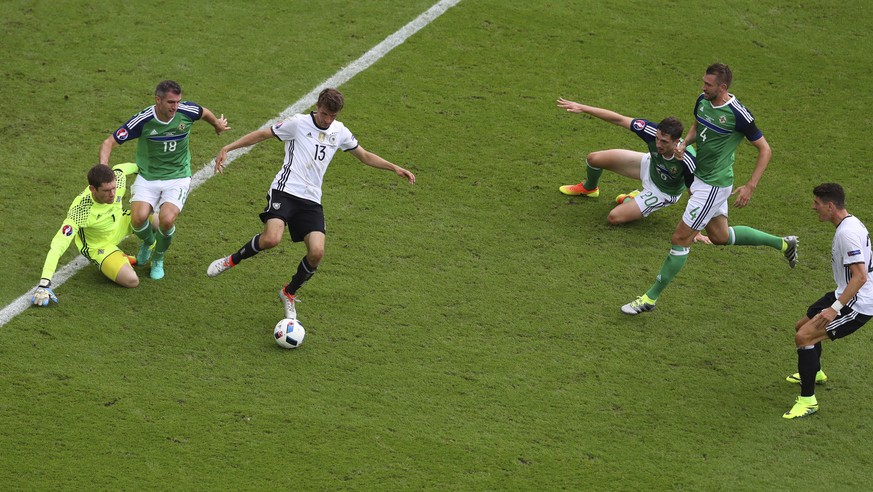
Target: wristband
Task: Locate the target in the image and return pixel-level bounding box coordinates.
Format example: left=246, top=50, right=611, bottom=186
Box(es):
left=831, top=300, right=843, bottom=312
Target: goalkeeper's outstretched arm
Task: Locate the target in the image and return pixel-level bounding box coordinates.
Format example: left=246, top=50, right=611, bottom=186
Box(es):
left=33, top=221, right=77, bottom=307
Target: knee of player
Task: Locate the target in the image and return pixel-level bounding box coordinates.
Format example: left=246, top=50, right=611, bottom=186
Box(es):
left=259, top=233, right=283, bottom=250
left=119, top=275, right=139, bottom=289
left=795, top=329, right=816, bottom=347
left=307, top=248, right=325, bottom=265
left=794, top=317, right=808, bottom=332
left=607, top=212, right=629, bottom=226
left=586, top=151, right=604, bottom=167
left=158, top=216, right=178, bottom=232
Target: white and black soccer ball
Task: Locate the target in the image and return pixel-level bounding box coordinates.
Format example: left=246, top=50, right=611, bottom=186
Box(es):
left=274, top=318, right=305, bottom=349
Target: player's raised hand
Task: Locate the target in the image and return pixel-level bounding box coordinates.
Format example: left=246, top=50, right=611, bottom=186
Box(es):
left=31, top=279, right=58, bottom=307
left=675, top=140, right=687, bottom=160
left=556, top=98, right=587, bottom=113
left=214, top=114, right=231, bottom=135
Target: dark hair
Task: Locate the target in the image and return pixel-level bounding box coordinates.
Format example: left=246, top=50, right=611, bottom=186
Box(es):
left=706, top=63, right=733, bottom=89
left=88, top=164, right=116, bottom=188
left=813, top=183, right=846, bottom=209
left=317, top=88, right=344, bottom=112
left=656, top=117, right=684, bottom=140
left=155, top=80, right=182, bottom=98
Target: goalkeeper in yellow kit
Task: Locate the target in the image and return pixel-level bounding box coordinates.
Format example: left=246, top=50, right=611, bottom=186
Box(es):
left=32, top=163, right=141, bottom=306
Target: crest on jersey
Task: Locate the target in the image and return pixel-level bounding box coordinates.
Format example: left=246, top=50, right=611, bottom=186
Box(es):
left=178, top=123, right=186, bottom=131
left=329, top=133, right=338, bottom=144
left=62, top=225, right=73, bottom=236
left=633, top=120, right=646, bottom=131
left=719, top=115, right=727, bottom=124
left=116, top=128, right=129, bottom=141
left=318, top=132, right=326, bottom=142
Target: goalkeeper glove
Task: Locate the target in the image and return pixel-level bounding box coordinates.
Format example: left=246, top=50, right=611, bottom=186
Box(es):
left=32, top=278, right=58, bottom=307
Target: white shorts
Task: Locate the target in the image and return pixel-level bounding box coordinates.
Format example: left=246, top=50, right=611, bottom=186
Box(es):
left=130, top=175, right=192, bottom=212
left=682, top=179, right=731, bottom=231
left=634, top=154, right=683, bottom=218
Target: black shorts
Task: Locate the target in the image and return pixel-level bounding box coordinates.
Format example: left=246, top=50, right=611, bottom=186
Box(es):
left=259, top=189, right=325, bottom=243
left=807, top=291, right=872, bottom=341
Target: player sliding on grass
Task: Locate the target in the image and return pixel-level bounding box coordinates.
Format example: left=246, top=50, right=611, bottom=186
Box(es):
left=557, top=98, right=707, bottom=239
left=206, top=88, right=415, bottom=321
left=782, top=183, right=873, bottom=420
left=32, top=164, right=141, bottom=306
left=621, top=63, right=797, bottom=315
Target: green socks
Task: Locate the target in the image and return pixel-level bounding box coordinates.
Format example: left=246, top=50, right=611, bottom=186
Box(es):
left=583, top=159, right=603, bottom=190
left=156, top=226, right=175, bottom=254
left=133, top=220, right=155, bottom=246
left=646, top=245, right=690, bottom=300
left=729, top=226, right=783, bottom=250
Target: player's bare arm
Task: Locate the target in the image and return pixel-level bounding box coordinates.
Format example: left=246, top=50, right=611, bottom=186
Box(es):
left=98, top=135, right=118, bottom=165
left=556, top=98, right=632, bottom=128
left=214, top=127, right=274, bottom=174
left=675, top=121, right=697, bottom=159
left=349, top=146, right=415, bottom=184
left=731, top=135, right=772, bottom=208
left=201, top=107, right=231, bottom=135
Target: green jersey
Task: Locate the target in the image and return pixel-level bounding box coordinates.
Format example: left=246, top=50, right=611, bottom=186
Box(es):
left=111, top=102, right=203, bottom=180
left=692, top=94, right=762, bottom=187
left=40, top=163, right=138, bottom=279
left=630, top=118, right=696, bottom=196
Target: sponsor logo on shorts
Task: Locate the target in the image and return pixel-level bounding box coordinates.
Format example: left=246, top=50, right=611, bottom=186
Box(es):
left=62, top=225, right=73, bottom=236
left=272, top=203, right=281, bottom=210
left=633, top=120, right=646, bottom=131
left=116, top=128, right=129, bottom=141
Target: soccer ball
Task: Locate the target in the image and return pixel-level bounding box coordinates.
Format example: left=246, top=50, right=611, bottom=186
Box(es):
left=274, top=318, right=305, bottom=349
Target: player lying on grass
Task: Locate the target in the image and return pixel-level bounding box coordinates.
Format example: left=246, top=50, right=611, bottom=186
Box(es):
left=32, top=163, right=140, bottom=306
left=557, top=98, right=708, bottom=243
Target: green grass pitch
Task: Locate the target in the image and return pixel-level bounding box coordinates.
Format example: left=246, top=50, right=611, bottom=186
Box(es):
left=2, top=0, right=873, bottom=489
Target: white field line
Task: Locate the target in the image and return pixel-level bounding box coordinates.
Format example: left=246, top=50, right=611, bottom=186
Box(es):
left=0, top=0, right=461, bottom=327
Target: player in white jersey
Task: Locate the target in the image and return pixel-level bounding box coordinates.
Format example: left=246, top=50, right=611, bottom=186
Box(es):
left=206, top=88, right=416, bottom=320
left=783, top=183, right=873, bottom=419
